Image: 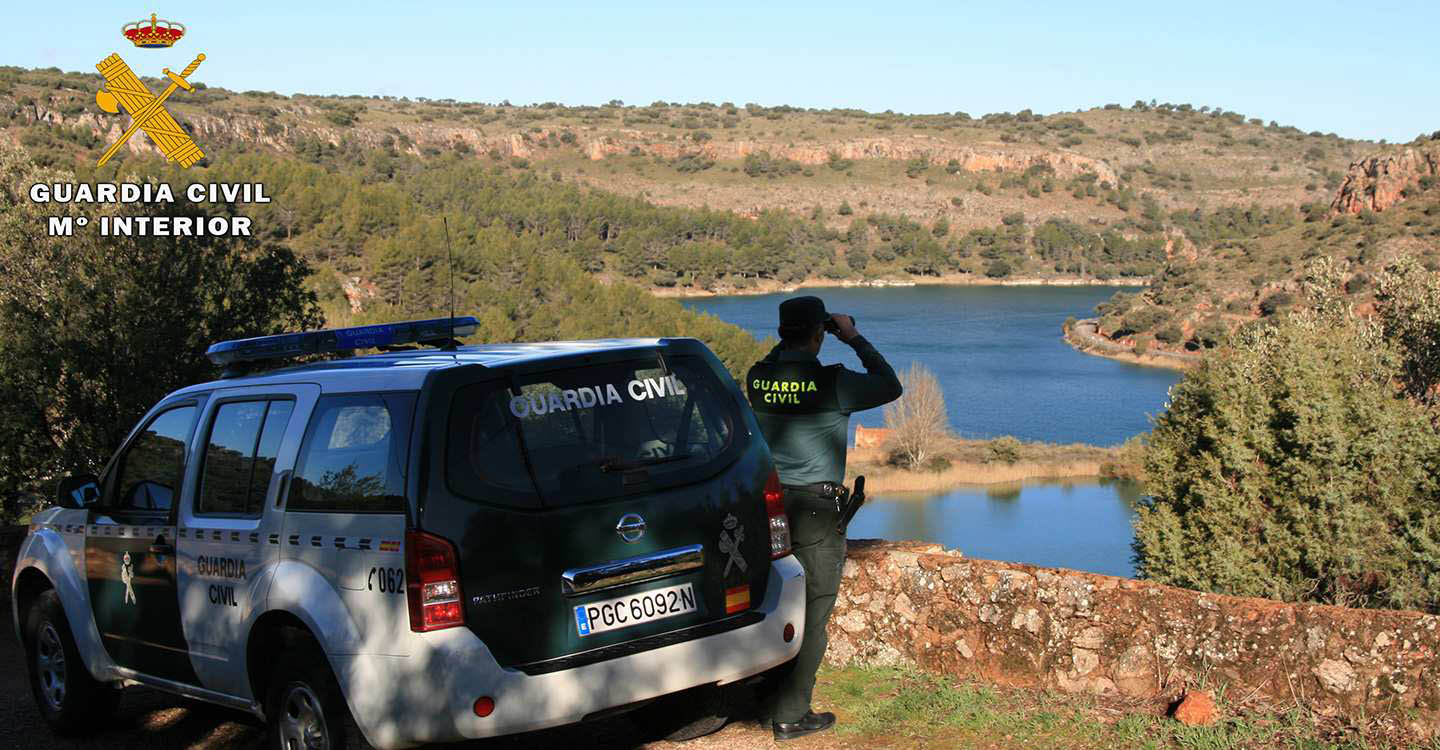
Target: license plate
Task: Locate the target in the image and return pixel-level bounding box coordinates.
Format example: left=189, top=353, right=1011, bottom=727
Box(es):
left=574, top=582, right=697, bottom=637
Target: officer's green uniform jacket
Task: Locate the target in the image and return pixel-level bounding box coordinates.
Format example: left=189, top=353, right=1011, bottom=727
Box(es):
left=746, top=335, right=903, bottom=486
left=745, top=335, right=901, bottom=724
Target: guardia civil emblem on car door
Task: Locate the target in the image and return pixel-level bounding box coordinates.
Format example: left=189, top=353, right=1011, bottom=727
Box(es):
left=718, top=514, right=747, bottom=577
left=120, top=551, right=137, bottom=605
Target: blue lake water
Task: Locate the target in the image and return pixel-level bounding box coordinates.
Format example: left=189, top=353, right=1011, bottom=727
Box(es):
left=685, top=285, right=1181, bottom=576
left=845, top=479, right=1146, bottom=578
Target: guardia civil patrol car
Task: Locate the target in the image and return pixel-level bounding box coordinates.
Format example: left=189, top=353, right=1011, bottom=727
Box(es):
left=11, top=317, right=805, bottom=749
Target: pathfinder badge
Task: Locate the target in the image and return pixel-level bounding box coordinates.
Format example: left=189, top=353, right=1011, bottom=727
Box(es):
left=94, top=51, right=206, bottom=168
left=718, top=513, right=747, bottom=577
left=120, top=551, right=136, bottom=605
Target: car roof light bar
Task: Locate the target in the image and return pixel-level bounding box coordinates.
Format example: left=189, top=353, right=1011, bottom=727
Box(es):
left=206, top=316, right=480, bottom=368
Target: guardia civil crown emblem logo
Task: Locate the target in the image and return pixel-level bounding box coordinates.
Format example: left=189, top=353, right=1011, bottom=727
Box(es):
left=123, top=12, right=186, bottom=48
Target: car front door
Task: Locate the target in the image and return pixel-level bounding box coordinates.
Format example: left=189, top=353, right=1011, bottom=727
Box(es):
left=86, top=399, right=203, bottom=684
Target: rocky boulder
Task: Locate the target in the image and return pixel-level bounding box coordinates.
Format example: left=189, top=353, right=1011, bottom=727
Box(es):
left=1331, top=147, right=1439, bottom=214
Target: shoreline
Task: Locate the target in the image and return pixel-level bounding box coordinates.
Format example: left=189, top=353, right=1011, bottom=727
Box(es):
left=843, top=441, right=1131, bottom=495
left=650, top=273, right=1150, bottom=298
left=1063, top=318, right=1199, bottom=372
left=850, top=460, right=1110, bottom=495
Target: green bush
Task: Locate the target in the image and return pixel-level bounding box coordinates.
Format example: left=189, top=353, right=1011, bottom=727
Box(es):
left=1154, top=323, right=1183, bottom=344
left=1121, top=307, right=1169, bottom=333
left=1135, top=261, right=1440, bottom=611
left=986, top=436, right=1022, bottom=464
left=1258, top=291, right=1294, bottom=316
left=1192, top=318, right=1229, bottom=349
left=743, top=151, right=802, bottom=178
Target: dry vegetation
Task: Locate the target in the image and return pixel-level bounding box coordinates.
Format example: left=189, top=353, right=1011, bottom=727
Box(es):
left=848, top=437, right=1118, bottom=493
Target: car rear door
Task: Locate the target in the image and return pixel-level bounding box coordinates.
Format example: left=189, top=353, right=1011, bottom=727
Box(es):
left=418, top=344, right=775, bottom=670
left=176, top=383, right=318, bottom=698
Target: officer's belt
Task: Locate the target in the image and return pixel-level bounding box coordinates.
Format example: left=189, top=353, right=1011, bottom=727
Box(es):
left=783, top=482, right=846, bottom=514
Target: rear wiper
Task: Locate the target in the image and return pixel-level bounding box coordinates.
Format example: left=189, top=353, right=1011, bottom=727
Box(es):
left=599, top=453, right=695, bottom=472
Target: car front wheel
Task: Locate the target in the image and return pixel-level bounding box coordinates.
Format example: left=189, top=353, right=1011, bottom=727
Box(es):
left=24, top=589, right=120, bottom=734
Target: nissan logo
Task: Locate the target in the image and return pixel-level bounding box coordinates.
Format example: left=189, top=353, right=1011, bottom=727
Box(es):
left=616, top=513, right=646, bottom=543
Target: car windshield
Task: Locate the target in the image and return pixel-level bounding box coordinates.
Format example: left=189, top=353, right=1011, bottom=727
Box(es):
left=447, top=355, right=741, bottom=508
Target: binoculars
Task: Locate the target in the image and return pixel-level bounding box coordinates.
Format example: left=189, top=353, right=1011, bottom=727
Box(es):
left=823, top=314, right=857, bottom=334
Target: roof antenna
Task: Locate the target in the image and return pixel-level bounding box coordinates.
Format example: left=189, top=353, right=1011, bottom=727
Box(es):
left=442, top=216, right=457, bottom=352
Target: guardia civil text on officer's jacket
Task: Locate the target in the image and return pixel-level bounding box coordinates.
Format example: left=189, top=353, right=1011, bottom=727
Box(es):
left=746, top=335, right=903, bottom=485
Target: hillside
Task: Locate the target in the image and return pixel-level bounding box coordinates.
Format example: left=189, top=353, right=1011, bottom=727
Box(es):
left=3, top=64, right=1438, bottom=358
left=4, top=66, right=1369, bottom=228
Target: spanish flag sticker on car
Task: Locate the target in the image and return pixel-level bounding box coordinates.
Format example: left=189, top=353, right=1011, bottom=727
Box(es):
left=725, top=584, right=750, bottom=614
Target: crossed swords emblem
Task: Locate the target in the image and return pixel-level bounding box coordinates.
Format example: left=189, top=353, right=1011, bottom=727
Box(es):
left=718, top=514, right=747, bottom=577
left=93, top=52, right=207, bottom=168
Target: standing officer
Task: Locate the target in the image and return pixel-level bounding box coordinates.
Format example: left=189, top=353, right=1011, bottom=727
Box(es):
left=746, top=295, right=902, bottom=741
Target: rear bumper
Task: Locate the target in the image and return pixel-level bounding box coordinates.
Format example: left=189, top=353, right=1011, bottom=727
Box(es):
left=334, top=554, right=805, bottom=749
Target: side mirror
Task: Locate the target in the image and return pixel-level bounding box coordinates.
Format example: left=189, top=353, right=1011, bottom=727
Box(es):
left=56, top=474, right=100, bottom=509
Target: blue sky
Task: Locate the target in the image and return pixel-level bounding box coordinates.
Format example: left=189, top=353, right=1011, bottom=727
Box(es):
left=11, top=1, right=1437, bottom=142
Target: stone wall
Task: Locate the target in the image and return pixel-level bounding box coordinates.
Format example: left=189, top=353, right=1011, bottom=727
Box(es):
left=826, top=540, right=1440, bottom=735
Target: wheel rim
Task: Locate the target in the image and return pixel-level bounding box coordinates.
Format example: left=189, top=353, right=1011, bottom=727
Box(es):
left=278, top=682, right=329, bottom=750
left=34, top=622, right=67, bottom=711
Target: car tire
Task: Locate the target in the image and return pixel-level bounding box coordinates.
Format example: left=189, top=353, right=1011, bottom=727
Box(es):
left=635, top=684, right=732, bottom=742
left=265, top=638, right=371, bottom=750
left=24, top=589, right=120, bottom=734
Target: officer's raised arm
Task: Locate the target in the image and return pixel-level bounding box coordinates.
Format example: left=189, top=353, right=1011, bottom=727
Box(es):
left=829, top=314, right=903, bottom=414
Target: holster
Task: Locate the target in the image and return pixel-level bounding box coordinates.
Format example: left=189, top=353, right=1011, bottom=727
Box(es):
left=782, top=482, right=848, bottom=514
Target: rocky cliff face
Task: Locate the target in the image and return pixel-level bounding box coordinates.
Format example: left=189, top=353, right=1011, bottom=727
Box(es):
left=1331, top=147, right=1439, bottom=214
left=585, top=134, right=1118, bottom=182
left=828, top=540, right=1440, bottom=738
left=14, top=100, right=1117, bottom=184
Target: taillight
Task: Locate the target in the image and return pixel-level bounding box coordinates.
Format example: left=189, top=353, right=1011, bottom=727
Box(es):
left=406, top=529, right=464, bottom=631
left=764, top=469, right=791, bottom=559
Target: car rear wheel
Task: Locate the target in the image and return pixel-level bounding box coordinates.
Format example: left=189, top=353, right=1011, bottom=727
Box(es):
left=24, top=589, right=120, bottom=734
left=265, top=638, right=370, bottom=750
left=634, top=684, right=732, bottom=742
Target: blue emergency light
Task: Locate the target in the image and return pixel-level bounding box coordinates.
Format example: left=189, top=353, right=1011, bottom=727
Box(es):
left=206, top=316, right=479, bottom=368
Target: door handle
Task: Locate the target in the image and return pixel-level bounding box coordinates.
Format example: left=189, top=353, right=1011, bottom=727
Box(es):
left=149, top=543, right=174, bottom=555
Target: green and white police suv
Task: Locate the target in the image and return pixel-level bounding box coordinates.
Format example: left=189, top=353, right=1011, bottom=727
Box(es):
left=11, top=316, right=805, bottom=749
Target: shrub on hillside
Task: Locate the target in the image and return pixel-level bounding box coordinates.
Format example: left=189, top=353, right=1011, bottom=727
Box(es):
left=1154, top=323, right=1184, bottom=344
left=1122, top=307, right=1169, bottom=334
left=743, top=151, right=802, bottom=178
left=1135, top=259, right=1440, bottom=611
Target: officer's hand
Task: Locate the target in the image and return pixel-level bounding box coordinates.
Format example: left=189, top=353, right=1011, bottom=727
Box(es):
left=829, top=313, right=859, bottom=342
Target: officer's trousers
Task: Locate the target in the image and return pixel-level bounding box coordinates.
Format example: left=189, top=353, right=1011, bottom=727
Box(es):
left=769, top=504, right=847, bottom=724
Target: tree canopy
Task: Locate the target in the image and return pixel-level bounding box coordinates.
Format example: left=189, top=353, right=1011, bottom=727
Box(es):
left=0, top=144, right=321, bottom=521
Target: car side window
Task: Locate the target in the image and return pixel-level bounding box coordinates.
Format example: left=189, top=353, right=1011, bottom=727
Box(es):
left=197, top=399, right=295, bottom=517
left=287, top=393, right=413, bottom=513
left=111, top=405, right=197, bottom=512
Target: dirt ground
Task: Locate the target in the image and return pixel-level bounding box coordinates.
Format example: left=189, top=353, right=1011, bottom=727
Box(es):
left=0, top=601, right=848, bottom=750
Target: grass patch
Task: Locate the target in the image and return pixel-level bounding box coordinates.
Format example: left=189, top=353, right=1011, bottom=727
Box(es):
left=815, top=666, right=1430, bottom=749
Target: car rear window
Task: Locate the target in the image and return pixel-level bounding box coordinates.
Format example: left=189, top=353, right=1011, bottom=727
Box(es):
left=448, top=356, right=742, bottom=508
left=287, top=393, right=414, bottom=513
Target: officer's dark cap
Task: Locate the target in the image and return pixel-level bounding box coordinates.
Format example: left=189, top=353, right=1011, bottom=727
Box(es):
left=778, top=296, right=829, bottom=329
